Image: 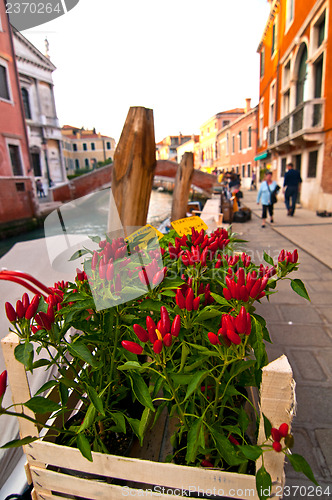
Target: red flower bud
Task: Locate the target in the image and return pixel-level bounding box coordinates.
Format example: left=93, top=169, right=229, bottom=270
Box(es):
left=271, top=428, right=282, bottom=442
left=133, top=324, right=149, bottom=343
left=272, top=441, right=282, bottom=452
left=171, top=315, right=181, bottom=337
left=122, top=340, right=143, bottom=355
left=0, top=370, right=7, bottom=399
left=278, top=423, right=289, bottom=438
left=153, top=339, right=163, bottom=354
left=5, top=302, right=17, bottom=322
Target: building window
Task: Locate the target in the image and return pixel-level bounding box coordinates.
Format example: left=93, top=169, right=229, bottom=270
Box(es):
left=85, top=158, right=89, bottom=167
left=281, top=157, right=287, bottom=177
left=283, top=90, right=290, bottom=117
left=316, top=12, right=326, bottom=48
left=242, top=164, right=245, bottom=178
left=83, top=143, right=87, bottom=151
left=260, top=48, right=265, bottom=78
left=222, top=120, right=230, bottom=127
left=286, top=0, right=294, bottom=29
left=8, top=144, right=23, bottom=176
left=247, top=163, right=251, bottom=178
left=21, top=88, right=31, bottom=119
left=226, top=133, right=229, bottom=155
left=232, top=135, right=235, bottom=154
left=308, top=150, right=318, bottom=177
left=0, top=63, right=10, bottom=101
left=271, top=20, right=277, bottom=56
left=106, top=141, right=111, bottom=150
left=75, top=159, right=80, bottom=169
left=296, top=45, right=308, bottom=106
left=31, top=152, right=42, bottom=177
left=91, top=142, right=95, bottom=150
left=248, top=126, right=252, bottom=148
left=259, top=99, right=264, bottom=147
left=73, top=143, right=77, bottom=151
left=270, top=82, right=276, bottom=126
left=238, top=131, right=242, bottom=151
left=314, top=55, right=323, bottom=98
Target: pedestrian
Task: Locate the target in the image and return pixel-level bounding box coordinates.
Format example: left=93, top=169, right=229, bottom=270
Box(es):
left=283, top=162, right=302, bottom=216
left=36, top=179, right=45, bottom=198
left=256, top=170, right=278, bottom=228
left=250, top=171, right=256, bottom=190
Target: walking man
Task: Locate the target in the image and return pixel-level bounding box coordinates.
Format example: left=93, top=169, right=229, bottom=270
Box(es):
left=283, top=163, right=302, bottom=216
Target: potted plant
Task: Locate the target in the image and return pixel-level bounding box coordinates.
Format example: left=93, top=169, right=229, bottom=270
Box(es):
left=0, top=223, right=318, bottom=500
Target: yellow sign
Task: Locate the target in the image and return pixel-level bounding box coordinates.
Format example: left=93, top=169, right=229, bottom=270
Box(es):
left=126, top=224, right=164, bottom=249
left=171, top=216, right=208, bottom=236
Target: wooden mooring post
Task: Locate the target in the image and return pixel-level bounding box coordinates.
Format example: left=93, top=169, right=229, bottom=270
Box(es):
left=109, top=107, right=156, bottom=232
left=171, top=152, right=194, bottom=221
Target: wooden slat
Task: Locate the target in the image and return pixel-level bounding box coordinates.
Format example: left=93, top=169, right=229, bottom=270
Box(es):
left=257, top=354, right=295, bottom=495
left=27, top=441, right=257, bottom=498
left=171, top=152, right=194, bottom=221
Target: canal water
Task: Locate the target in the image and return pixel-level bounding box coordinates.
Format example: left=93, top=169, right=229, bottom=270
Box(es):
left=0, top=189, right=173, bottom=259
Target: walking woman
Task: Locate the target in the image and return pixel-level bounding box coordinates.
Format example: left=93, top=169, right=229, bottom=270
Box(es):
left=256, top=171, right=278, bottom=228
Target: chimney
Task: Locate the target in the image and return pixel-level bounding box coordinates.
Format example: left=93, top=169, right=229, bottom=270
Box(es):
left=245, top=98, right=251, bottom=114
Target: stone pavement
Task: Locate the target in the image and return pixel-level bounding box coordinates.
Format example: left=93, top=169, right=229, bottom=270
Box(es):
left=231, top=189, right=332, bottom=498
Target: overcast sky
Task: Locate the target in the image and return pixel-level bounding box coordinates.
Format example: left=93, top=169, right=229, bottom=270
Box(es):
left=22, top=0, right=270, bottom=143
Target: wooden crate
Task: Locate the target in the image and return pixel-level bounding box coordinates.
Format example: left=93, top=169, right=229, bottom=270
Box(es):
left=2, top=332, right=295, bottom=500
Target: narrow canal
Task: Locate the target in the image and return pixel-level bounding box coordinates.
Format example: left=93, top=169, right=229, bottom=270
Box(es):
left=0, top=189, right=173, bottom=259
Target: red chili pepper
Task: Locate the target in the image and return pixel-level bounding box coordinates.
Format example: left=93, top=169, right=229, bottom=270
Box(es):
left=163, top=333, right=172, bottom=347
left=157, top=320, right=166, bottom=337
left=115, top=274, right=121, bottom=294
left=0, top=370, right=7, bottom=399
left=235, top=306, right=247, bottom=333
left=91, top=251, right=99, bottom=271
left=16, top=300, right=25, bottom=319
left=271, top=428, right=282, bottom=442
left=98, top=259, right=106, bottom=280
left=22, top=293, right=30, bottom=312
left=133, top=324, right=149, bottom=342
left=226, top=329, right=241, bottom=345
left=278, top=249, right=286, bottom=262
left=5, top=302, right=17, bottom=322
left=106, top=262, right=114, bottom=281
left=201, top=459, right=214, bottom=467
left=208, top=332, right=220, bottom=345
left=160, top=306, right=171, bottom=333
left=228, top=434, right=240, bottom=446
left=181, top=253, right=190, bottom=266
left=245, top=313, right=251, bottom=335
left=146, top=315, right=157, bottom=335
left=122, top=340, right=143, bottom=355
left=176, top=289, right=186, bottom=309
left=291, top=249, right=298, bottom=263
left=239, top=285, right=249, bottom=302
left=201, top=235, right=209, bottom=250
left=171, top=315, right=181, bottom=337
left=236, top=268, right=245, bottom=287
left=185, top=288, right=194, bottom=311
left=193, top=296, right=200, bottom=311
left=272, top=441, right=282, bottom=452
left=225, top=276, right=236, bottom=297
left=35, top=312, right=52, bottom=331
left=223, top=288, right=232, bottom=301
left=249, top=279, right=262, bottom=298
left=25, top=295, right=40, bottom=320
left=47, top=303, right=55, bottom=323
left=278, top=423, right=289, bottom=437
left=200, top=247, right=208, bottom=266
left=153, top=339, right=163, bottom=354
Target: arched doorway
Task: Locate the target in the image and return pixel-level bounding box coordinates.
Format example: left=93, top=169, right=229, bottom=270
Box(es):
left=296, top=44, right=308, bottom=106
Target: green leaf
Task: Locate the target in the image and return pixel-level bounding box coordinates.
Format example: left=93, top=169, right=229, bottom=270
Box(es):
left=69, top=249, right=90, bottom=261
left=79, top=404, right=96, bottom=432
left=290, top=279, right=310, bottom=301
left=210, top=428, right=246, bottom=466
left=185, top=417, right=204, bottom=463
left=118, top=361, right=144, bottom=372
left=161, top=290, right=176, bottom=297
left=24, top=396, right=60, bottom=414
left=170, top=373, right=193, bottom=386
left=263, top=413, right=272, bottom=439
left=194, top=308, right=221, bottom=322
left=138, top=407, right=151, bottom=445
left=109, top=411, right=126, bottom=433
left=129, top=372, right=155, bottom=411
left=256, top=465, right=272, bottom=500
left=238, top=406, right=250, bottom=434
left=287, top=453, right=319, bottom=485
left=1, top=436, right=39, bottom=449
left=32, top=359, right=51, bottom=369
left=76, top=433, right=92, bottom=461
left=14, top=342, right=34, bottom=370
left=67, top=342, right=99, bottom=369
left=238, top=444, right=263, bottom=461
left=34, top=380, right=58, bottom=396
left=59, top=382, right=69, bottom=406
left=87, top=387, right=105, bottom=416
left=210, top=293, right=230, bottom=306
left=179, top=343, right=190, bottom=373
left=263, top=251, right=274, bottom=266
left=160, top=277, right=185, bottom=290
left=184, top=370, right=207, bottom=401
left=88, top=235, right=101, bottom=244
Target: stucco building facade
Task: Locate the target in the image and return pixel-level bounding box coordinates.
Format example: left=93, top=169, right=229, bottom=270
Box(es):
left=257, top=0, right=332, bottom=210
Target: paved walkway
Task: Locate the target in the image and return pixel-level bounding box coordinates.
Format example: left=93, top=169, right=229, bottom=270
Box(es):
left=231, top=189, right=332, bottom=498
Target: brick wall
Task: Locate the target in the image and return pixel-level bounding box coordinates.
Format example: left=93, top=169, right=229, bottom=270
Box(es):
left=0, top=177, right=37, bottom=224
left=50, top=165, right=112, bottom=202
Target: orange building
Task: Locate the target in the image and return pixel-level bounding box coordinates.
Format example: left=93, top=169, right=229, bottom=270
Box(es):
left=256, top=0, right=331, bottom=210
left=0, top=2, right=37, bottom=224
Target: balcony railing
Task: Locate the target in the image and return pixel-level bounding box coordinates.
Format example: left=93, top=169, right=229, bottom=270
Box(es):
left=268, top=98, right=325, bottom=147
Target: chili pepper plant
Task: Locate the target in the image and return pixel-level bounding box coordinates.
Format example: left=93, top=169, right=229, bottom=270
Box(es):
left=0, top=225, right=317, bottom=499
